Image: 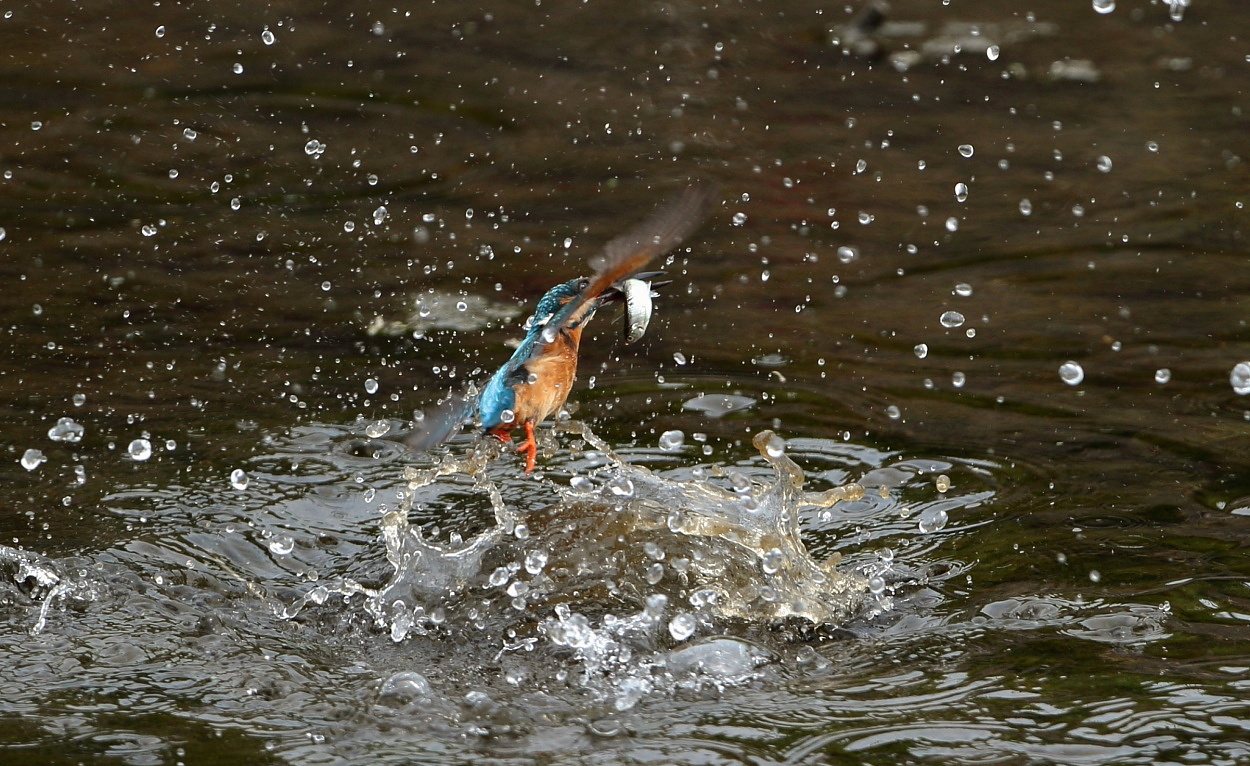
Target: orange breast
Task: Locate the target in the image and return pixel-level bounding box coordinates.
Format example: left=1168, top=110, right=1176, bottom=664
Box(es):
left=512, top=327, right=582, bottom=425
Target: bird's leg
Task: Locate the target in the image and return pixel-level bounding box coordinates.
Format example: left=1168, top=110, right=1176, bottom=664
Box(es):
left=516, top=421, right=538, bottom=473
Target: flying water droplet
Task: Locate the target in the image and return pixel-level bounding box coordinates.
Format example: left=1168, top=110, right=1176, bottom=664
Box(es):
left=524, top=550, right=548, bottom=574
left=1154, top=368, right=1171, bottom=384
left=1092, top=0, right=1115, bottom=14
left=365, top=420, right=391, bottom=438
left=229, top=468, right=249, bottom=490
left=20, top=448, right=45, bottom=471
left=128, top=438, right=152, bottom=461
left=268, top=535, right=295, bottom=555
left=958, top=144, right=974, bottom=158
left=1231, top=362, right=1250, bottom=395
left=1096, top=155, right=1113, bottom=173
left=606, top=476, right=635, bottom=498
left=1019, top=198, right=1033, bottom=216
left=918, top=508, right=949, bottom=533
left=836, top=245, right=858, bottom=263
left=364, top=378, right=379, bottom=395
left=668, top=612, right=697, bottom=641
left=261, top=28, right=276, bottom=45
left=914, top=343, right=929, bottom=359
left=954, top=182, right=969, bottom=202
left=658, top=430, right=685, bottom=452
left=47, top=417, right=84, bottom=443
left=939, top=310, right=965, bottom=328
left=944, top=216, right=959, bottom=232
left=986, top=45, right=1000, bottom=61
left=1059, top=361, right=1085, bottom=386
left=954, top=283, right=973, bottom=297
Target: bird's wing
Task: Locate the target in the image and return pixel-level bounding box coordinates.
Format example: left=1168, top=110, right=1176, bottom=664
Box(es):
left=403, top=387, right=478, bottom=450
left=557, top=180, right=718, bottom=330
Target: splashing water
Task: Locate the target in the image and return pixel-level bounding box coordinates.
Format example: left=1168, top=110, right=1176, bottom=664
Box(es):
left=282, top=423, right=868, bottom=706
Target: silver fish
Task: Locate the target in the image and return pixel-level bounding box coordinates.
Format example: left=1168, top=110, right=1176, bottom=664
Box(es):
left=621, top=278, right=655, bottom=344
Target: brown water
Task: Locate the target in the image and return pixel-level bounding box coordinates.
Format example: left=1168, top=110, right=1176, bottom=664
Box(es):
left=3, top=0, right=1250, bottom=763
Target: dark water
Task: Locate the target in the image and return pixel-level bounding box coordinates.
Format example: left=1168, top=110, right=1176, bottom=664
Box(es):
left=3, top=0, right=1250, bottom=763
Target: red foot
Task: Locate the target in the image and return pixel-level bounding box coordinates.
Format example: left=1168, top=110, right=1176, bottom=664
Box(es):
left=516, top=421, right=538, bottom=473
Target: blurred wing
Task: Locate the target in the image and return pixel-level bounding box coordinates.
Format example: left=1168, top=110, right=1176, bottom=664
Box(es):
left=560, top=180, right=718, bottom=329
left=403, top=387, right=477, bottom=450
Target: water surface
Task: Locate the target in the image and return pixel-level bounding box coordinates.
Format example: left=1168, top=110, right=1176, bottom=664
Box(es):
left=2, top=1, right=1250, bottom=763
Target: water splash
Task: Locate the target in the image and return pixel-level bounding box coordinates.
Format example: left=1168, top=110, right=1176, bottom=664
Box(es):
left=282, top=423, right=869, bottom=705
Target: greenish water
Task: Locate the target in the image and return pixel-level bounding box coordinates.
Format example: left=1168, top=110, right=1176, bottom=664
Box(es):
left=2, top=0, right=1250, bottom=763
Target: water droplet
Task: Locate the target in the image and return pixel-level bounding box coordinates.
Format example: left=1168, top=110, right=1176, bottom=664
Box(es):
left=673, top=352, right=688, bottom=365
left=1166, top=0, right=1188, bottom=21
left=365, top=420, right=391, bottom=438
left=1154, top=368, right=1172, bottom=384
left=731, top=212, right=747, bottom=226
left=488, top=567, right=509, bottom=587
left=918, top=507, right=949, bottom=533
left=500, top=409, right=516, bottom=424
left=658, top=430, right=685, bottom=452
left=645, top=563, right=664, bottom=585
left=343, top=221, right=356, bottom=233
left=373, top=205, right=388, bottom=225
left=182, top=127, right=197, bottom=140
left=1019, top=198, right=1033, bottom=216
left=761, top=547, right=783, bottom=574
left=128, top=438, right=153, bottom=461
left=1092, top=0, right=1115, bottom=14
left=836, top=245, right=858, bottom=263
left=1089, top=569, right=1102, bottom=583
left=141, top=224, right=157, bottom=237
left=230, top=197, right=241, bottom=211
left=261, top=28, right=276, bottom=45
left=47, top=417, right=84, bottom=443
left=762, top=433, right=785, bottom=458
left=606, top=476, right=635, bottom=498
left=155, top=25, right=166, bottom=37
left=886, top=405, right=901, bottom=419
left=668, top=612, right=697, bottom=641
left=944, top=216, right=959, bottom=232
left=914, top=343, right=929, bottom=359
left=936, top=474, right=951, bottom=492
left=30, top=121, right=42, bottom=131
left=525, top=550, right=548, bottom=574
left=952, top=371, right=967, bottom=388
left=954, top=182, right=969, bottom=202
left=939, top=310, right=965, bottom=328
left=954, top=283, right=973, bottom=297
left=364, top=378, right=379, bottom=394
left=1096, top=155, right=1113, bottom=173
left=1146, top=141, right=1159, bottom=153
left=1231, top=362, right=1250, bottom=395
left=20, top=448, right=45, bottom=471
left=1059, top=361, right=1085, bottom=386
left=858, top=211, right=874, bottom=225
left=72, top=393, right=86, bottom=407
left=986, top=45, right=1000, bottom=61
left=268, top=535, right=294, bottom=555
left=232, top=62, right=243, bottom=75
left=958, top=144, right=974, bottom=158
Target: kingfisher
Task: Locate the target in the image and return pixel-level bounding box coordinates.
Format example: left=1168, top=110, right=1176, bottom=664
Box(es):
left=408, top=181, right=718, bottom=472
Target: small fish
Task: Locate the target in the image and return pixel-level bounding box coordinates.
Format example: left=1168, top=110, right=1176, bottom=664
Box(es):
left=621, top=277, right=654, bottom=344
